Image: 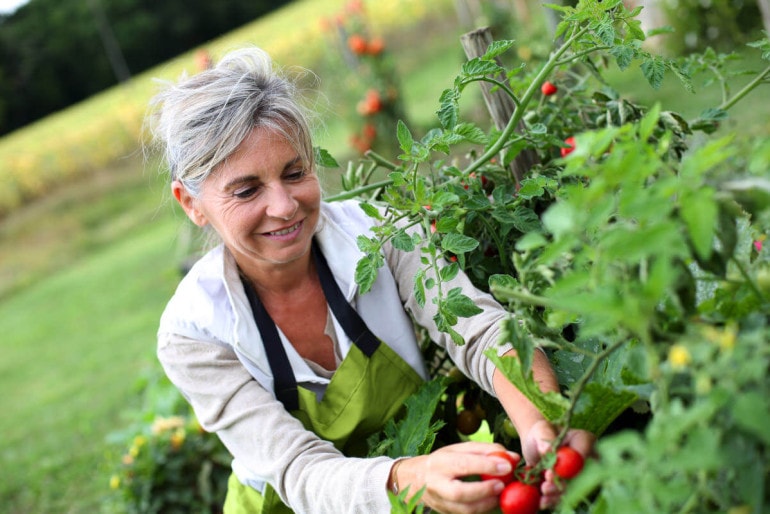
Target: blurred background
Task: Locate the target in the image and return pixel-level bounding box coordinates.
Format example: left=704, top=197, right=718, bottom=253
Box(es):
left=0, top=0, right=767, bottom=512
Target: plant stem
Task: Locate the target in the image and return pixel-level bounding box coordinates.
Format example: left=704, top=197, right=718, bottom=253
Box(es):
left=731, top=255, right=768, bottom=302
left=718, top=63, right=770, bottom=112
left=554, top=338, right=627, bottom=446
left=463, top=26, right=590, bottom=175
left=324, top=178, right=394, bottom=202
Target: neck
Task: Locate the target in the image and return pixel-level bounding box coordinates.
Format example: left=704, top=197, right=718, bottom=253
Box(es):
left=238, top=248, right=316, bottom=297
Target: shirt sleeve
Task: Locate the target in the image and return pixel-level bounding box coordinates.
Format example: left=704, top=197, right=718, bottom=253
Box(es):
left=382, top=233, right=514, bottom=397
left=157, top=332, right=395, bottom=514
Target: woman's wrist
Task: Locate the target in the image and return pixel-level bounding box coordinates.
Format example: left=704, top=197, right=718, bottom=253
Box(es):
left=388, top=457, right=407, bottom=495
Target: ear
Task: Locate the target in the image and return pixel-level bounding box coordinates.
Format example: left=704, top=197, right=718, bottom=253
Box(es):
left=171, top=180, right=208, bottom=227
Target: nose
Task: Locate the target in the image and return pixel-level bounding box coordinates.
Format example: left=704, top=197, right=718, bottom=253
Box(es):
left=265, top=183, right=298, bottom=221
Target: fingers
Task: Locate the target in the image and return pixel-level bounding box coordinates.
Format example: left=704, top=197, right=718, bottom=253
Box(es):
left=405, top=442, right=522, bottom=514
left=562, top=428, right=597, bottom=459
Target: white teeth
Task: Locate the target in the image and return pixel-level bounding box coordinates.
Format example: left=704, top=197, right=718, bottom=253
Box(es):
left=269, top=222, right=300, bottom=236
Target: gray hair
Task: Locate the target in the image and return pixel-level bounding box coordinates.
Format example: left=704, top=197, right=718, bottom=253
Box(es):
left=148, top=47, right=315, bottom=197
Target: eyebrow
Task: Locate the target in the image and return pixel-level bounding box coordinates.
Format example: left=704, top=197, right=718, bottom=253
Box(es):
left=223, top=155, right=302, bottom=190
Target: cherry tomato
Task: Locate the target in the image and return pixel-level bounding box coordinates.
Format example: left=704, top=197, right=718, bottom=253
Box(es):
left=480, top=450, right=520, bottom=484
left=347, top=34, right=368, bottom=55
left=456, top=409, right=482, bottom=435
left=499, top=480, right=541, bottom=514
left=560, top=136, right=576, bottom=157
left=541, top=81, right=558, bottom=96
left=553, top=446, right=584, bottom=479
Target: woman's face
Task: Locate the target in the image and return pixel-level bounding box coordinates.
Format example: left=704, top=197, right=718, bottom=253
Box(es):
left=175, top=126, right=321, bottom=274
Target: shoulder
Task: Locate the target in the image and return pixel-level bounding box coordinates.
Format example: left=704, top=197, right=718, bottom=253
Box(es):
left=158, top=245, right=235, bottom=341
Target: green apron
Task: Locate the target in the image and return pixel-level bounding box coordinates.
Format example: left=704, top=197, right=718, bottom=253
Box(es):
left=224, top=241, right=424, bottom=514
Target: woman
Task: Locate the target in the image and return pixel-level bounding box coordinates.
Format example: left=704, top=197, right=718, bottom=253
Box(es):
left=150, top=47, right=593, bottom=514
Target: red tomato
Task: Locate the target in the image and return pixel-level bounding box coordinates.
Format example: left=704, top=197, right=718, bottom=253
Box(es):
left=499, top=480, right=541, bottom=514
left=541, top=81, right=558, bottom=96
left=347, top=34, right=368, bottom=55
left=367, top=37, right=385, bottom=55
left=560, top=136, right=576, bottom=157
left=553, top=446, right=584, bottom=479
left=480, top=451, right=520, bottom=485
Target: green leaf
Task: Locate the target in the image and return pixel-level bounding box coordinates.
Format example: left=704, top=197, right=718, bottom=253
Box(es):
left=638, top=103, right=660, bottom=141
left=397, top=120, right=414, bottom=154
left=488, top=274, right=518, bottom=291
left=461, top=58, right=504, bottom=80
left=439, top=262, right=460, bottom=282
left=389, top=171, right=407, bottom=187
left=594, top=18, right=616, bottom=46
left=610, top=43, right=636, bottom=70
left=640, top=56, right=666, bottom=89
left=358, top=202, right=384, bottom=221
left=378, top=377, right=448, bottom=458
left=444, top=287, right=483, bottom=318
left=454, top=123, right=488, bottom=144
left=680, top=188, right=717, bottom=262
left=667, top=61, right=694, bottom=93
left=313, top=147, right=339, bottom=168
left=487, top=349, right=569, bottom=422
left=441, top=233, right=480, bottom=254
left=355, top=253, right=383, bottom=295
left=391, top=228, right=416, bottom=252
left=732, top=391, right=770, bottom=445
left=483, top=40, right=515, bottom=60
left=437, top=88, right=460, bottom=129
left=570, top=383, right=639, bottom=435
left=413, top=269, right=426, bottom=308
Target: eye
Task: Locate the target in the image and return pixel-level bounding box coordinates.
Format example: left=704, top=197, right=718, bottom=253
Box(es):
left=285, top=167, right=308, bottom=181
left=233, top=185, right=260, bottom=199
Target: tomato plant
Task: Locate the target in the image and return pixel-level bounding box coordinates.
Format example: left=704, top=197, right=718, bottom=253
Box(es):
left=345, top=1, right=770, bottom=513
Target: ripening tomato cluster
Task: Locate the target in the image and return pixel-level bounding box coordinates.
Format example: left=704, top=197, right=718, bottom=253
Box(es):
left=347, top=34, right=385, bottom=56
left=356, top=89, right=383, bottom=116
left=482, top=447, right=585, bottom=514
left=349, top=123, right=378, bottom=154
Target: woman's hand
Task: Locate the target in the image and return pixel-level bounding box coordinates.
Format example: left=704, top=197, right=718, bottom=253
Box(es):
left=521, top=420, right=596, bottom=509
left=391, top=441, right=519, bottom=514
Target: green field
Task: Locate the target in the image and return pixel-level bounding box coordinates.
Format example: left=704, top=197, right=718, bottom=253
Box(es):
left=1, top=1, right=768, bottom=512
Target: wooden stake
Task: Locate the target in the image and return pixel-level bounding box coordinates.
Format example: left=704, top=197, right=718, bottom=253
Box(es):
left=460, top=27, right=538, bottom=185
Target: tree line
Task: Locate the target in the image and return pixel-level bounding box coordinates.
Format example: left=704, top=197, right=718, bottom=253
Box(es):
left=0, top=0, right=290, bottom=136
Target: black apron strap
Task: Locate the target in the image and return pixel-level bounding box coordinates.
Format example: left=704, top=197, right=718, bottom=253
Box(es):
left=240, top=275, right=299, bottom=411
left=311, top=241, right=381, bottom=357
left=240, top=240, right=382, bottom=410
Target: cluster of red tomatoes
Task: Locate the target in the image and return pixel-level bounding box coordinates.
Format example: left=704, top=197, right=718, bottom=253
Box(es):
left=347, top=34, right=385, bottom=56
left=482, top=447, right=584, bottom=514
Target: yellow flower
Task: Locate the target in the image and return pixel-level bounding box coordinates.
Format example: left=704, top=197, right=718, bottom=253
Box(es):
left=109, top=475, right=121, bottom=490
left=170, top=428, right=186, bottom=450
left=702, top=323, right=737, bottom=352
left=133, top=435, right=147, bottom=448
left=129, top=444, right=140, bottom=458
left=151, top=415, right=186, bottom=435
left=668, top=344, right=691, bottom=370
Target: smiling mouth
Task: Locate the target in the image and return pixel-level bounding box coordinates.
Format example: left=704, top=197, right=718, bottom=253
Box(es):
left=266, top=221, right=301, bottom=236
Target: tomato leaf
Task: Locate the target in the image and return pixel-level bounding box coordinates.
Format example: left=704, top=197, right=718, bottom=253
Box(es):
left=369, top=377, right=448, bottom=458
left=487, top=349, right=569, bottom=422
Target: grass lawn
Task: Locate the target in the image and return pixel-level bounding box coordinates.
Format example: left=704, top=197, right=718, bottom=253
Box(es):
left=0, top=213, right=181, bottom=513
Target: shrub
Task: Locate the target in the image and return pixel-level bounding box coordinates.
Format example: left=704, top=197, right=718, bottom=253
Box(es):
left=320, top=1, right=770, bottom=512
left=105, top=370, right=231, bottom=514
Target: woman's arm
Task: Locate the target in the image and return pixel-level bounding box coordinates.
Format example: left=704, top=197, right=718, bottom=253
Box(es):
left=157, top=333, right=396, bottom=514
